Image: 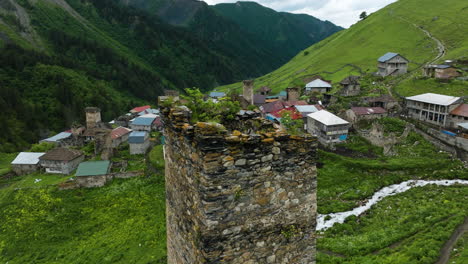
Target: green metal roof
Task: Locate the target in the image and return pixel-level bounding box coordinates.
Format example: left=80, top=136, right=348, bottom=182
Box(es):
left=75, top=161, right=110, bottom=177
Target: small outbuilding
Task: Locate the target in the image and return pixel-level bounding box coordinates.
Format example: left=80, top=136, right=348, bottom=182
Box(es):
left=11, top=152, right=45, bottom=175
left=305, top=79, right=332, bottom=94
left=377, top=52, right=409, bottom=77
left=423, top=65, right=461, bottom=80
left=75, top=160, right=111, bottom=188
left=346, top=107, right=387, bottom=123
left=307, top=110, right=350, bottom=144
left=111, top=126, right=132, bottom=148
left=39, top=148, right=84, bottom=175
left=129, top=131, right=150, bottom=155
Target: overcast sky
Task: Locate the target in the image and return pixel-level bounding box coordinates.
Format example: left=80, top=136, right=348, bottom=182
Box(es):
left=204, top=0, right=398, bottom=28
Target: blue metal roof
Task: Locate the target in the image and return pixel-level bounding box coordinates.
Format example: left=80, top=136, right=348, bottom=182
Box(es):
left=209, top=92, right=226, bottom=98
left=131, top=117, right=155, bottom=126
left=378, top=52, right=399, bottom=63
left=278, top=91, right=287, bottom=97
left=128, top=131, right=148, bottom=144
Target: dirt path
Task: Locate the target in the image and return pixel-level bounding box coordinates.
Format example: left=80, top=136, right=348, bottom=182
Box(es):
left=435, top=217, right=468, bottom=264
left=387, top=16, right=447, bottom=98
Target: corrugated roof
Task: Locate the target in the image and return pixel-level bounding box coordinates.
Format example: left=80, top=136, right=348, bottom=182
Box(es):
left=254, top=94, right=266, bottom=105
left=378, top=52, right=399, bottom=62
left=451, top=104, right=468, bottom=117
left=39, top=148, right=83, bottom=161
left=351, top=107, right=387, bottom=116
left=295, top=105, right=320, bottom=114
left=40, top=132, right=72, bottom=143
left=131, top=117, right=156, bottom=126
left=307, top=110, right=349, bottom=126
left=209, top=92, right=226, bottom=98
left=75, top=161, right=110, bottom=177
left=131, top=105, right=151, bottom=113
left=284, top=101, right=308, bottom=107
left=138, top=109, right=160, bottom=116
left=129, top=131, right=148, bottom=144
left=260, top=101, right=285, bottom=113
left=11, top=152, right=45, bottom=165
left=406, top=93, right=461, bottom=106
left=458, top=123, right=468, bottom=130
left=111, top=127, right=132, bottom=140
left=305, top=79, right=332, bottom=88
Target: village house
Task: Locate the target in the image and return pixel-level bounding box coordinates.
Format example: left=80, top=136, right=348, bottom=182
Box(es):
left=130, top=105, right=151, bottom=114
left=294, top=105, right=323, bottom=125
left=377, top=52, right=409, bottom=77
left=75, top=160, right=111, bottom=188
left=406, top=93, right=462, bottom=127
left=129, top=131, right=150, bottom=155
left=307, top=110, right=350, bottom=144
left=304, top=79, right=332, bottom=94
left=114, top=114, right=133, bottom=127
left=138, top=108, right=160, bottom=116
left=260, top=100, right=308, bottom=114
left=11, top=152, right=45, bottom=175
left=448, top=104, right=468, bottom=129
left=130, top=116, right=158, bottom=132
left=346, top=107, right=387, bottom=123
left=111, top=126, right=132, bottom=148
left=253, top=94, right=266, bottom=106
left=423, top=65, right=461, bottom=80
left=339, top=76, right=361, bottom=96
left=39, top=148, right=84, bottom=175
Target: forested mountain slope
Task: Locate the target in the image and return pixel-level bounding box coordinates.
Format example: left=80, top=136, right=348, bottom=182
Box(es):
left=217, top=0, right=468, bottom=96
left=0, top=0, right=244, bottom=151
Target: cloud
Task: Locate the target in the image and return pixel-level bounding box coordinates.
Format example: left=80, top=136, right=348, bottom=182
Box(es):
left=203, top=0, right=398, bottom=28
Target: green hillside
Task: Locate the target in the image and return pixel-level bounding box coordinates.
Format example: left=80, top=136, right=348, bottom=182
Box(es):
left=118, top=0, right=342, bottom=78
left=212, top=1, right=342, bottom=60
left=0, top=0, right=253, bottom=151
left=217, top=0, right=468, bottom=97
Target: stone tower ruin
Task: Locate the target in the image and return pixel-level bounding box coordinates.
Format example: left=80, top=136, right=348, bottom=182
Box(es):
left=287, top=87, right=300, bottom=102
left=243, top=80, right=255, bottom=105
left=161, top=105, right=318, bottom=263
left=85, top=107, right=101, bottom=129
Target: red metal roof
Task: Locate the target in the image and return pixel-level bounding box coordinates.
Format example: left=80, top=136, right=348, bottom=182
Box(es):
left=451, top=104, right=468, bottom=117
left=271, top=107, right=303, bottom=120
left=351, top=107, right=387, bottom=116
left=130, top=105, right=151, bottom=113
left=111, top=127, right=132, bottom=140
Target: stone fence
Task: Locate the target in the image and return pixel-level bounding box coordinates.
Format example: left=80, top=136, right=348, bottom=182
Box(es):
left=58, top=171, right=144, bottom=190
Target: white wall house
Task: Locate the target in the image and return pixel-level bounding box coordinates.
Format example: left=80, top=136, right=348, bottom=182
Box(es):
left=307, top=110, right=350, bottom=145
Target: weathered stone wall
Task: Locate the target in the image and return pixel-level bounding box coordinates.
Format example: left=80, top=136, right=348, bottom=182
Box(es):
left=162, top=106, right=318, bottom=264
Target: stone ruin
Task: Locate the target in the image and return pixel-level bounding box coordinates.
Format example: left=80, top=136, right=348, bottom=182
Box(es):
left=161, top=105, right=318, bottom=264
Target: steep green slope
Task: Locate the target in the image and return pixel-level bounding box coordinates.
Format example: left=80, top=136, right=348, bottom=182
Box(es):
left=218, top=0, right=468, bottom=97
left=213, top=1, right=342, bottom=60
left=0, top=0, right=251, bottom=151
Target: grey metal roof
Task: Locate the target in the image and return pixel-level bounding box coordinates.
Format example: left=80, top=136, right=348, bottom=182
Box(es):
left=307, top=110, right=349, bottom=126
left=11, top=152, right=45, bottom=165
left=458, top=123, right=468, bottom=130
left=40, top=132, right=72, bottom=143
left=295, top=105, right=320, bottom=114
left=131, top=117, right=155, bottom=126
left=305, top=79, right=332, bottom=88
left=406, top=93, right=461, bottom=106
left=378, top=52, right=399, bottom=62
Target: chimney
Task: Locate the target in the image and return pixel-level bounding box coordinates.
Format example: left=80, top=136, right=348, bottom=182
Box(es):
left=286, top=87, right=300, bottom=102
left=85, top=107, right=101, bottom=129
left=243, top=80, right=254, bottom=105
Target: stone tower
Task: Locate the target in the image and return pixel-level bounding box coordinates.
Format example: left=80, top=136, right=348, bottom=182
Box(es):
left=243, top=80, right=254, bottom=105
left=161, top=106, right=317, bottom=264
left=287, top=87, right=300, bottom=102
left=85, top=107, right=101, bottom=129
